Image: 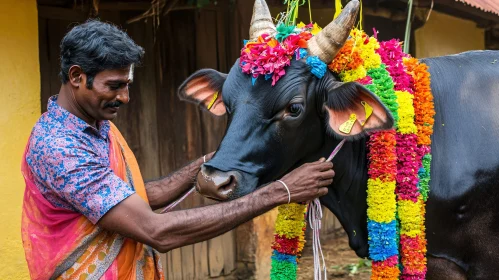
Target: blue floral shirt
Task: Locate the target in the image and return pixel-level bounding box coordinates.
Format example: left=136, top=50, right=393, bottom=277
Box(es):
left=26, top=96, right=135, bottom=224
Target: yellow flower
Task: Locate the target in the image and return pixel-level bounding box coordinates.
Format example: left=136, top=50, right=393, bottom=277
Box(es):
left=366, top=178, right=397, bottom=223
left=398, top=199, right=424, bottom=237
left=297, top=22, right=306, bottom=29
left=311, top=23, right=322, bottom=35
left=360, top=38, right=381, bottom=70
left=340, top=66, right=367, bottom=82
left=274, top=203, right=307, bottom=238
left=396, top=91, right=417, bottom=134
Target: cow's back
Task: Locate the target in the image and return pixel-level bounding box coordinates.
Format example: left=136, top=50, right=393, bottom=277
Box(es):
left=422, top=50, right=499, bottom=279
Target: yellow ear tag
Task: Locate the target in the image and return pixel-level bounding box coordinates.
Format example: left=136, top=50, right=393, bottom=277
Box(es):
left=360, top=101, right=373, bottom=126
left=339, top=113, right=357, bottom=134
left=207, top=92, right=219, bottom=110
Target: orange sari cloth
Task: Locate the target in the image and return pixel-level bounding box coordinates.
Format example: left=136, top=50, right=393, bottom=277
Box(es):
left=21, top=122, right=164, bottom=279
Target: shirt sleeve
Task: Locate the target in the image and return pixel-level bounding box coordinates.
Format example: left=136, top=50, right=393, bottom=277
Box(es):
left=33, top=138, right=135, bottom=224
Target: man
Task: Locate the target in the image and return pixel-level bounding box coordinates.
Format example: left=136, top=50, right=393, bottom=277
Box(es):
left=21, top=20, right=334, bottom=279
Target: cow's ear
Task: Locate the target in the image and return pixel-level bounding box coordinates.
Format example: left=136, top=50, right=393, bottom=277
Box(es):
left=323, top=82, right=394, bottom=138
left=178, top=69, right=227, bottom=116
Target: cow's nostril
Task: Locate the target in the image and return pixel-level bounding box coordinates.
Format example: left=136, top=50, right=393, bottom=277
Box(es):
left=197, top=166, right=239, bottom=200
left=217, top=175, right=236, bottom=196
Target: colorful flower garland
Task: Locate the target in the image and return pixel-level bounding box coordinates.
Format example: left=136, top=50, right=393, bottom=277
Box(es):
left=331, top=29, right=435, bottom=279
left=270, top=203, right=308, bottom=279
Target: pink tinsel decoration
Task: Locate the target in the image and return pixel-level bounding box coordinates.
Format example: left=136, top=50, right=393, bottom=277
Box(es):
left=395, top=133, right=419, bottom=202
left=376, top=39, right=414, bottom=93
left=356, top=76, right=373, bottom=85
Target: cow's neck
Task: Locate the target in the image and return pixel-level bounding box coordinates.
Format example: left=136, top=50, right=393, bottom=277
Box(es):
left=305, top=136, right=371, bottom=257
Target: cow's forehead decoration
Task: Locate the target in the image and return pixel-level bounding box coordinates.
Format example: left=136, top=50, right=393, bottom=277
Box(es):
left=240, top=22, right=327, bottom=86
left=240, top=0, right=360, bottom=87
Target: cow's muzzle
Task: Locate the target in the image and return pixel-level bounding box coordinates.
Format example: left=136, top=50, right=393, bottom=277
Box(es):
left=196, top=165, right=241, bottom=201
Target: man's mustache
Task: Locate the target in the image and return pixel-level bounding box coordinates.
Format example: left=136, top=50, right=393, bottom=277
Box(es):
left=105, top=101, right=123, bottom=108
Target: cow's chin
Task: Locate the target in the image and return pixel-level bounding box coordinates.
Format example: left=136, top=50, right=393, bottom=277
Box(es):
left=353, top=244, right=369, bottom=259
left=225, top=174, right=260, bottom=201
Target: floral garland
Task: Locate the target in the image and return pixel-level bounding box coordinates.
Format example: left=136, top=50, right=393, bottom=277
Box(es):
left=331, top=29, right=435, bottom=279
left=270, top=203, right=308, bottom=279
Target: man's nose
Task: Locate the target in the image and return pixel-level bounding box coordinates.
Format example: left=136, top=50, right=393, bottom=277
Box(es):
left=116, top=88, right=130, bottom=104
left=196, top=165, right=240, bottom=201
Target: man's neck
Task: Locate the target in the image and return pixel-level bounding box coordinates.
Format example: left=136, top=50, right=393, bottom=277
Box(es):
left=57, top=85, right=97, bottom=127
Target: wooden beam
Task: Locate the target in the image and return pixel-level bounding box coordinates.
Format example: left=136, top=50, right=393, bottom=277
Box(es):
left=38, top=5, right=88, bottom=21
left=98, top=2, right=151, bottom=11
left=98, top=1, right=199, bottom=12
left=363, top=7, right=407, bottom=21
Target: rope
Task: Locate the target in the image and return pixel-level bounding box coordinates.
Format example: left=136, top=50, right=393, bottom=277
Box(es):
left=309, top=198, right=327, bottom=280
left=160, top=155, right=208, bottom=213
left=160, top=186, right=195, bottom=214
left=307, top=138, right=346, bottom=280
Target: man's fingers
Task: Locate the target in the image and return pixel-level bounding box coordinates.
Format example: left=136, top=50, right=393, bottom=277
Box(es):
left=318, top=187, right=329, bottom=196
left=318, top=179, right=333, bottom=187
left=315, top=161, right=333, bottom=171
left=309, top=158, right=326, bottom=165
left=320, top=170, right=335, bottom=179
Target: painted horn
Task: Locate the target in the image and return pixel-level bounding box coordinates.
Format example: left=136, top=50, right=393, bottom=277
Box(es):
left=307, top=0, right=360, bottom=63
left=249, top=0, right=277, bottom=40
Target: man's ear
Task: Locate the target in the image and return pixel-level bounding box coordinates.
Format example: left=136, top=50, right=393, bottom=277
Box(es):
left=178, top=69, right=227, bottom=116
left=323, top=81, right=394, bottom=138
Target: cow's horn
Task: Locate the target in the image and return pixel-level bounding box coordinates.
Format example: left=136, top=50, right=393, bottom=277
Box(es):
left=307, top=0, right=360, bottom=63
left=249, top=0, right=276, bottom=40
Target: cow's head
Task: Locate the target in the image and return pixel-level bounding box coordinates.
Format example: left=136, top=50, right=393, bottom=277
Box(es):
left=179, top=0, right=393, bottom=200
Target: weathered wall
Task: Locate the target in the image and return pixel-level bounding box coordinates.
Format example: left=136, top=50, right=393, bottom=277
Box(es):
left=416, top=11, right=485, bottom=58
left=0, top=0, right=40, bottom=278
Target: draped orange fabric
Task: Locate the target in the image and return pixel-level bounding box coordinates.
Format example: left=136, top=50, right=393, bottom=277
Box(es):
left=21, top=122, right=164, bottom=279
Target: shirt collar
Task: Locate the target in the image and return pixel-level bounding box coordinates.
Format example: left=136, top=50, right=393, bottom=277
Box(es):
left=47, top=95, right=110, bottom=139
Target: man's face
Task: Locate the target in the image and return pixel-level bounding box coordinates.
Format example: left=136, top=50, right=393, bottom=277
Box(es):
left=76, top=66, right=132, bottom=121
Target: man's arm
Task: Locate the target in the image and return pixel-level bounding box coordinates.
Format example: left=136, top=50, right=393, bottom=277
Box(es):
left=98, top=160, right=334, bottom=253
left=145, top=156, right=204, bottom=210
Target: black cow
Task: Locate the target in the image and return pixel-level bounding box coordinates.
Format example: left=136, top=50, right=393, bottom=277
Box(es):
left=179, top=0, right=499, bottom=279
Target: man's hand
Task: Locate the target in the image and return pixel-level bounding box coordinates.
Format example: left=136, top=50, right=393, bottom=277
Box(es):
left=276, top=158, right=334, bottom=203
left=145, top=152, right=214, bottom=210
left=203, top=151, right=215, bottom=162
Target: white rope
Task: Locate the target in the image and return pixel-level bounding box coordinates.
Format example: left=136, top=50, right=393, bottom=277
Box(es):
left=307, top=139, right=345, bottom=280
left=308, top=198, right=327, bottom=280
left=276, top=180, right=291, bottom=204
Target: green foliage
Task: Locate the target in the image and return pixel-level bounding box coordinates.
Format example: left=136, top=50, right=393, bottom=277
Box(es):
left=331, top=259, right=372, bottom=277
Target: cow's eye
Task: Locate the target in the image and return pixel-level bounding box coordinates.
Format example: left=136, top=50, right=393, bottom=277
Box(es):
left=287, top=103, right=304, bottom=117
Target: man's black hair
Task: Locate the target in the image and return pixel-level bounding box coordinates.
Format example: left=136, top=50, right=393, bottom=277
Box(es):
left=59, top=19, right=144, bottom=89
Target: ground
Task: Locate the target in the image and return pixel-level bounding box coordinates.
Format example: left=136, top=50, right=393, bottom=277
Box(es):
left=297, top=232, right=371, bottom=280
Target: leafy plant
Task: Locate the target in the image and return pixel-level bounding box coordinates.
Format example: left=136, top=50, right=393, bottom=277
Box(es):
left=331, top=259, right=372, bottom=276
